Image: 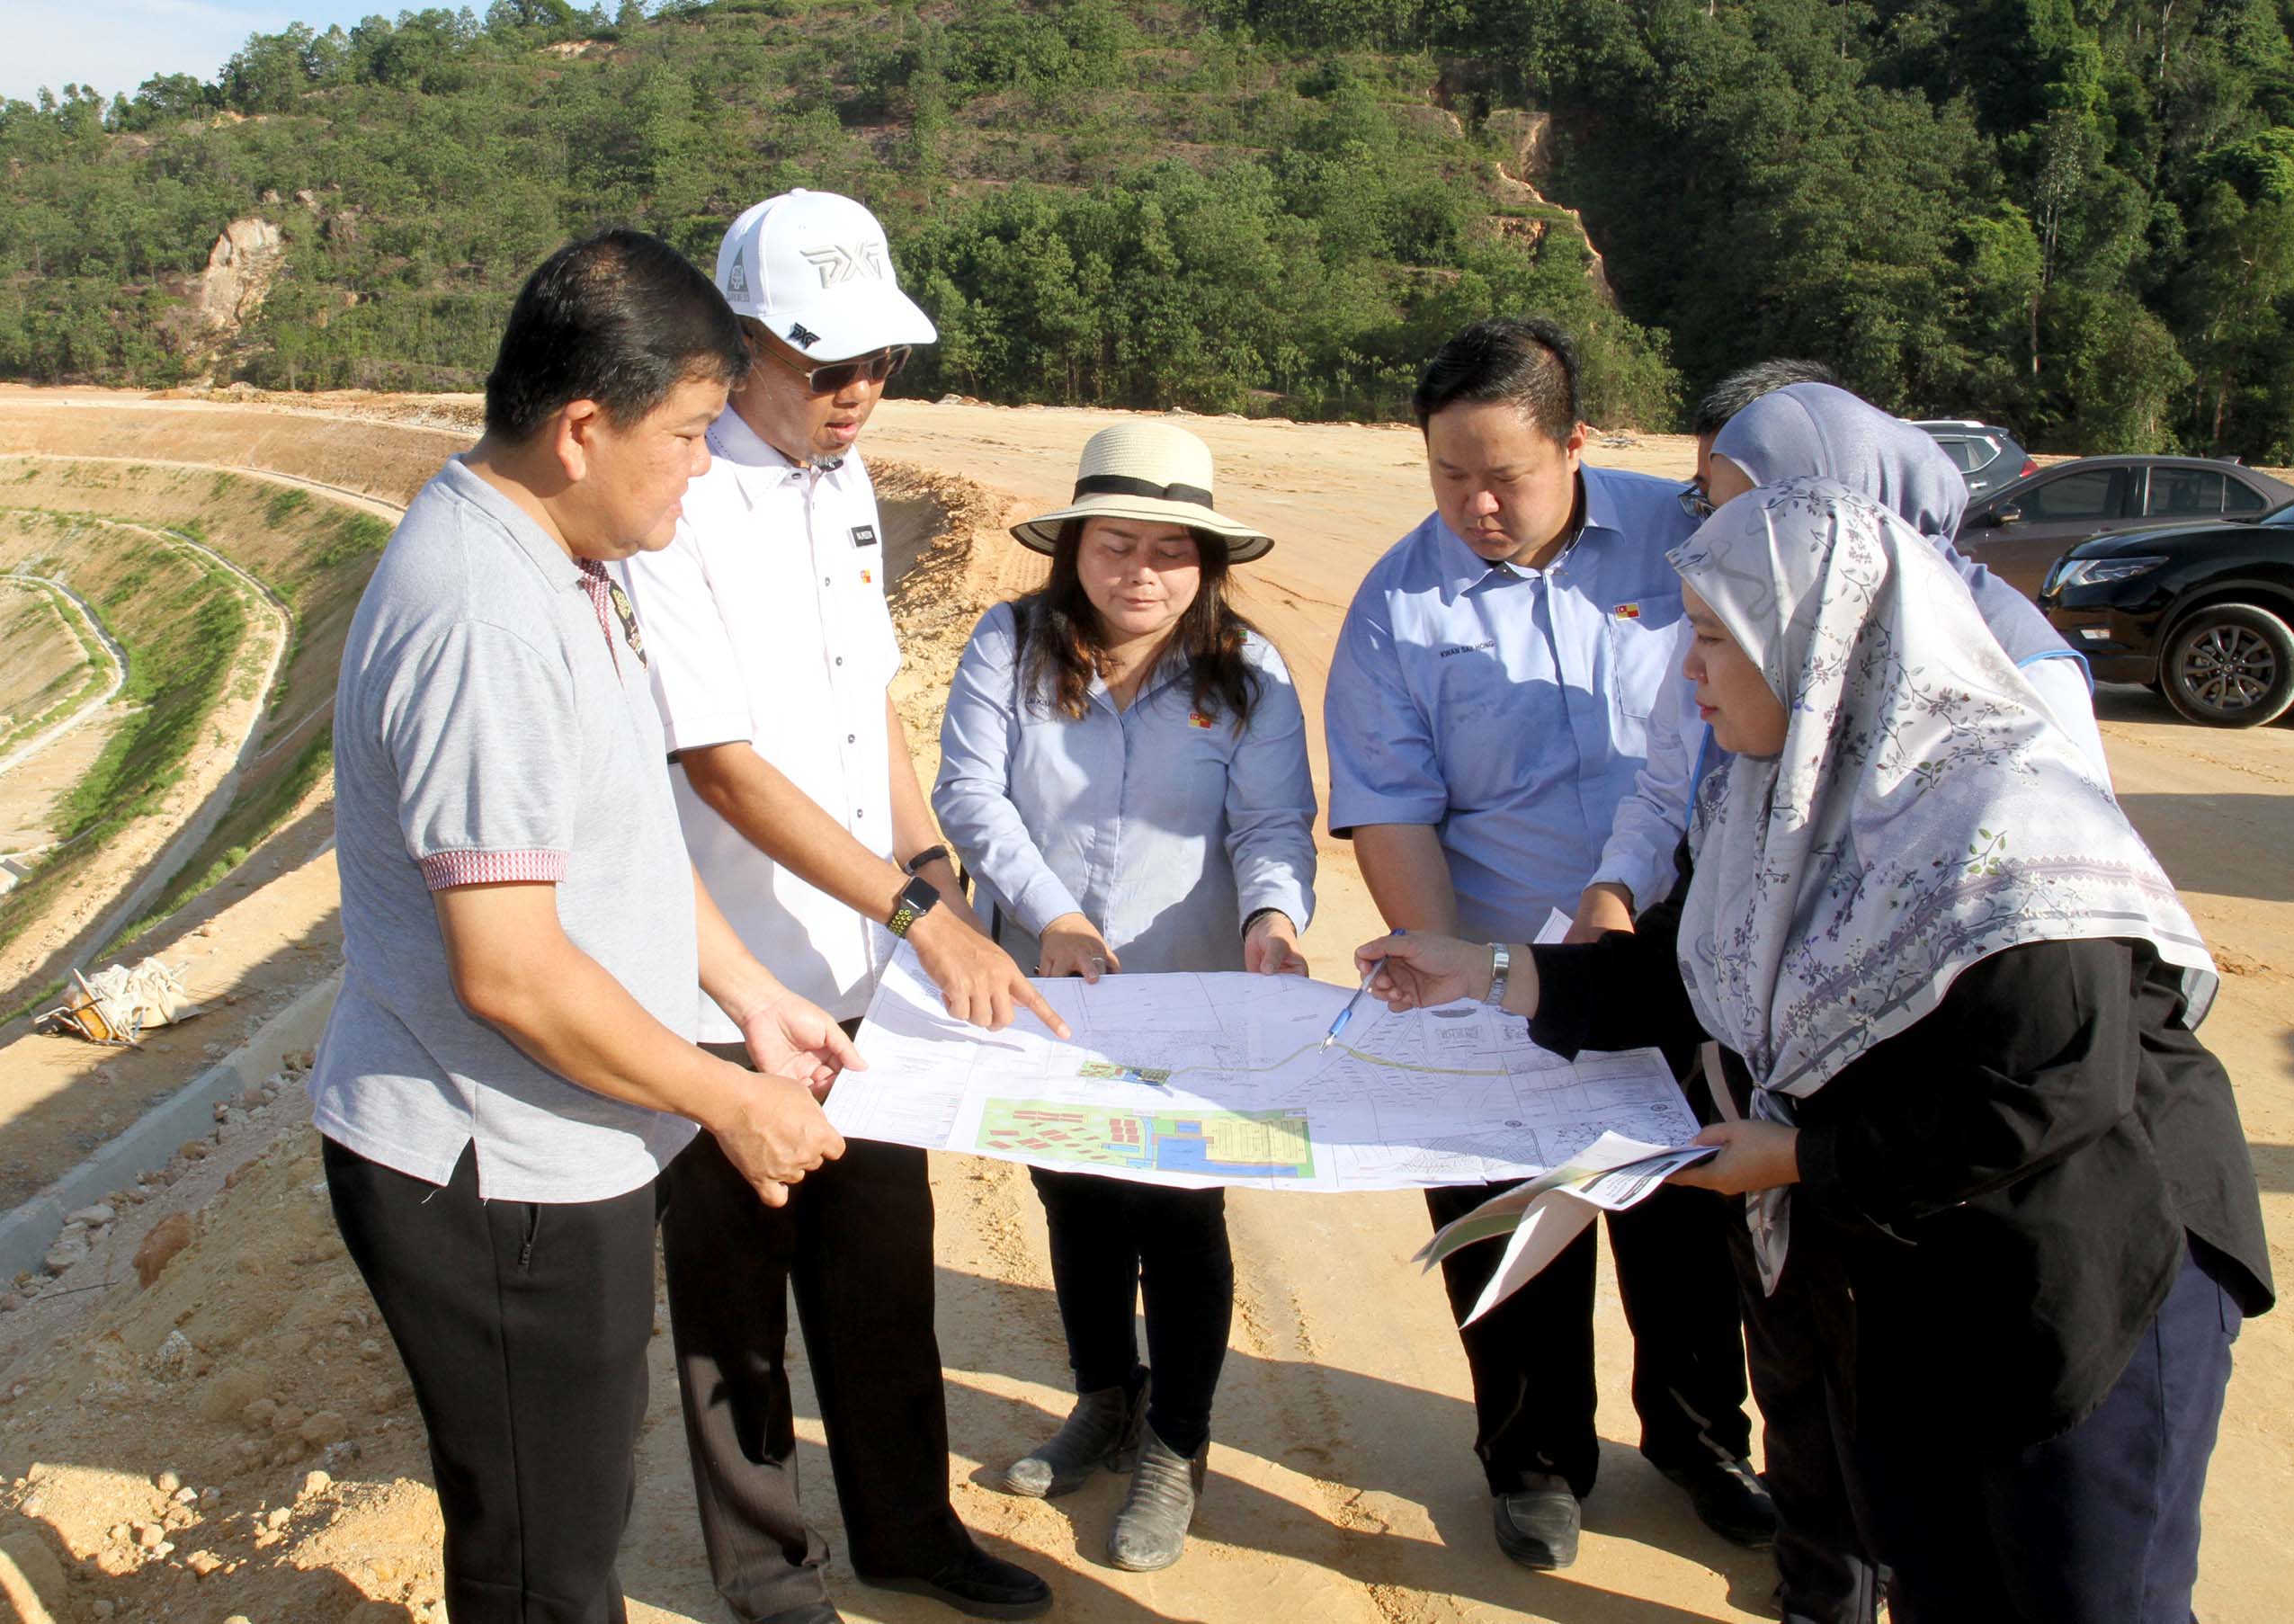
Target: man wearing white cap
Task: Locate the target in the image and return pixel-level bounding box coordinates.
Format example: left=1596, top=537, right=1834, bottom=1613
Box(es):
left=616, top=191, right=1056, bottom=1623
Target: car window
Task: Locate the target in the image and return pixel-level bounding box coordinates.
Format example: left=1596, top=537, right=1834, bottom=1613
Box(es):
left=1935, top=436, right=1994, bottom=473
left=2225, top=478, right=2270, bottom=514
left=2144, top=468, right=2226, bottom=517
left=2023, top=468, right=2125, bottom=522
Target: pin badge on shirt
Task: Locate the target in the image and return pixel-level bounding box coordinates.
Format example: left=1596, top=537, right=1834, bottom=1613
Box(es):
left=1188, top=710, right=1215, bottom=729
left=851, top=524, right=879, bottom=549
left=1613, top=602, right=1642, bottom=620
left=606, top=579, right=648, bottom=669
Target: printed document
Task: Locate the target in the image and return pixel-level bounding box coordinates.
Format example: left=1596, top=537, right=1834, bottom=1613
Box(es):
left=830, top=943, right=1700, bottom=1193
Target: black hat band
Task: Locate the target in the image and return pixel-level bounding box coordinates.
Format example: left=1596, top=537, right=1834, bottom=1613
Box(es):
left=1072, top=474, right=1215, bottom=507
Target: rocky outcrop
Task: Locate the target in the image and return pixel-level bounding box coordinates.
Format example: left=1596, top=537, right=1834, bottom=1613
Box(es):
left=191, top=219, right=285, bottom=337
left=165, top=218, right=288, bottom=379
left=1485, top=111, right=1618, bottom=304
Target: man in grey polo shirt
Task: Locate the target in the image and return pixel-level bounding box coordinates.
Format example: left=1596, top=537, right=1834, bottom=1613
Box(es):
left=312, top=229, right=852, bottom=1624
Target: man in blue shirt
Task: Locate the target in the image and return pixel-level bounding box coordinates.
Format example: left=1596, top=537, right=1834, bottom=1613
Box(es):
left=1325, top=318, right=1772, bottom=1571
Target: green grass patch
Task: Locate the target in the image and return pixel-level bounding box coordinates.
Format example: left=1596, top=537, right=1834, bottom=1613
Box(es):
left=106, top=722, right=334, bottom=953
left=0, top=525, right=249, bottom=963
left=0, top=584, right=111, bottom=755
left=264, top=487, right=311, bottom=528
left=312, top=511, right=390, bottom=572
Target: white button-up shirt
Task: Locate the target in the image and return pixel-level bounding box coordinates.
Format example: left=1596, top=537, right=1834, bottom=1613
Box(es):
left=616, top=407, right=902, bottom=1031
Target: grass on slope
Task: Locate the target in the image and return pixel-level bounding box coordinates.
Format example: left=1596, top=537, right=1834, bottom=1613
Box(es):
left=0, top=511, right=249, bottom=973
left=105, top=722, right=334, bottom=955
left=0, top=584, right=109, bottom=757
left=0, top=460, right=396, bottom=994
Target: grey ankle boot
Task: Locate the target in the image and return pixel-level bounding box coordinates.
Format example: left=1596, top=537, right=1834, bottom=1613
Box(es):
left=1002, top=1379, right=1146, bottom=1498
left=1106, top=1423, right=1207, bottom=1572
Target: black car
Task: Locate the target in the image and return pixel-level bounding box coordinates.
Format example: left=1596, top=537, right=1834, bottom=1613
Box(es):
left=1959, top=455, right=2294, bottom=600
left=2037, top=505, right=2294, bottom=727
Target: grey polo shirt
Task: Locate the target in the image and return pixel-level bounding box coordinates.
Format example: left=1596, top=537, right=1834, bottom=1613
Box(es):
left=309, top=457, right=701, bottom=1203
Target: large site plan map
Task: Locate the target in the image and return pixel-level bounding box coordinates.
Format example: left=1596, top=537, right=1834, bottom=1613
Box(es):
left=829, top=945, right=1698, bottom=1192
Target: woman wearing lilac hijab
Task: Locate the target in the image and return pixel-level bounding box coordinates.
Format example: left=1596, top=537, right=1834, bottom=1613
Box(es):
left=1706, top=382, right=2108, bottom=772
left=1363, top=478, right=2272, bottom=1624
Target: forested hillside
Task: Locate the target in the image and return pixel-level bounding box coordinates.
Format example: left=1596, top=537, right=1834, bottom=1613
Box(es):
left=4, top=1, right=2294, bottom=456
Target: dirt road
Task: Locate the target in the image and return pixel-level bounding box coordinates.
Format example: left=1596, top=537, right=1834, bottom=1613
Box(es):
left=0, top=393, right=2282, bottom=1624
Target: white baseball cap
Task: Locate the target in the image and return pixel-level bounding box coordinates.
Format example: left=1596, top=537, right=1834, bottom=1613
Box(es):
left=714, top=189, right=938, bottom=361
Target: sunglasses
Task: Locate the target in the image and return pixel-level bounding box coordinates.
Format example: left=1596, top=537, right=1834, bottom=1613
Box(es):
left=767, top=344, right=912, bottom=396
left=1677, top=482, right=1714, bottom=522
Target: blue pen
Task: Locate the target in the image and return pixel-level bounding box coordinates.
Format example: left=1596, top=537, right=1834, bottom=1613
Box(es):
left=1323, top=929, right=1402, bottom=1050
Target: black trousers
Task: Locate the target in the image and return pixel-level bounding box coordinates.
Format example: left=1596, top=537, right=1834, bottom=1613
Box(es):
left=661, top=1093, right=968, bottom=1620
left=1726, top=1205, right=1882, bottom=1624
left=324, top=1136, right=657, bottom=1624
left=1856, top=1241, right=2239, bottom=1624
left=1030, top=1167, right=1234, bottom=1458
left=1425, top=1178, right=1752, bottom=1497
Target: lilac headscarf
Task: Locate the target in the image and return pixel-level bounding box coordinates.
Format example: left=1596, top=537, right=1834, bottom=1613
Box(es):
left=1710, top=382, right=1968, bottom=541
left=1709, top=382, right=2079, bottom=676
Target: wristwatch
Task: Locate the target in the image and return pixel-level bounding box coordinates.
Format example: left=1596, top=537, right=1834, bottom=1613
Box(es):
left=888, top=874, right=941, bottom=939
left=1484, top=942, right=1512, bottom=1007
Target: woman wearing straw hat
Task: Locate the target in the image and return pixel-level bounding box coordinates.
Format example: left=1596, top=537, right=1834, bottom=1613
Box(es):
left=933, top=420, right=1317, bottom=1571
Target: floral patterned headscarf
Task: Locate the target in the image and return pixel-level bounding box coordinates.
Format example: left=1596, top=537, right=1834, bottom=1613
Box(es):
left=1672, top=477, right=2214, bottom=1103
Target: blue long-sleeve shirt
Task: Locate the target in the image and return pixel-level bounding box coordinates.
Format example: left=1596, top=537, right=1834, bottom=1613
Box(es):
left=933, top=601, right=1317, bottom=974
left=1323, top=466, right=1698, bottom=941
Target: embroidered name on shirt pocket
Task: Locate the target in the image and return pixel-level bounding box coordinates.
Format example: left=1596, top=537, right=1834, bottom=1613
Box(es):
left=1604, top=593, right=1683, bottom=722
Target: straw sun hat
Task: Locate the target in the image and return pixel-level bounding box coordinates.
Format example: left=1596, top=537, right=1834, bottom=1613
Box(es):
left=1010, top=422, right=1273, bottom=563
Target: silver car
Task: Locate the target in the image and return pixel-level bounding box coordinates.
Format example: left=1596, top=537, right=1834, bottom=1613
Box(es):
left=1913, top=419, right=2038, bottom=497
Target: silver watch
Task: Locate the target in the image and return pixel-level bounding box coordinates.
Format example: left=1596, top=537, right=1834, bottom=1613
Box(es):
left=1484, top=942, right=1511, bottom=1007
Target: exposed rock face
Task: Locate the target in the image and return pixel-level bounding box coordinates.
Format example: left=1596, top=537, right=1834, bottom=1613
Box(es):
left=192, top=219, right=286, bottom=336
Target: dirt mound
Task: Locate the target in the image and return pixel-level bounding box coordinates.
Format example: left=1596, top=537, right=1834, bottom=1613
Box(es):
left=0, top=1083, right=446, bottom=1623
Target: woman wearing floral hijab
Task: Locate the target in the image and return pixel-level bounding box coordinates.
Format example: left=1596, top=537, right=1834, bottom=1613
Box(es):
left=1360, top=477, right=2272, bottom=1622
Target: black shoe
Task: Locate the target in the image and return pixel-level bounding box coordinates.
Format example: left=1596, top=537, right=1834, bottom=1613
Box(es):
left=858, top=1545, right=1053, bottom=1620
left=1657, top=1454, right=1777, bottom=1549
left=1492, top=1473, right=1580, bottom=1570
left=758, top=1606, right=842, bottom=1624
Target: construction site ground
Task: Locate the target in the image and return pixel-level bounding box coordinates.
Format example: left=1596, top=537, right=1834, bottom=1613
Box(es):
left=0, top=388, right=2283, bottom=1624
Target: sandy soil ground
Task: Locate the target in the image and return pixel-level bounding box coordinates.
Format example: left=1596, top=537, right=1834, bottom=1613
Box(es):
left=0, top=391, right=2284, bottom=1624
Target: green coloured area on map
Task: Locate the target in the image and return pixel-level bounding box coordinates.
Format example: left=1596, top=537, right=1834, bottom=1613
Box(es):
left=1077, top=1060, right=1173, bottom=1085
left=977, top=1100, right=1315, bottom=1180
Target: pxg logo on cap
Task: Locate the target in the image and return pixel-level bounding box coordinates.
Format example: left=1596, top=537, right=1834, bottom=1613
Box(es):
left=802, top=242, right=888, bottom=288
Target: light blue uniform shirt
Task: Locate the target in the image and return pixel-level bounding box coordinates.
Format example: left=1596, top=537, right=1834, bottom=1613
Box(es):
left=1325, top=465, right=1698, bottom=942
left=933, top=601, right=1317, bottom=974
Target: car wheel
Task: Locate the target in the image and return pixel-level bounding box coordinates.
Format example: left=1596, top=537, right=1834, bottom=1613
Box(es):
left=2161, top=604, right=2294, bottom=727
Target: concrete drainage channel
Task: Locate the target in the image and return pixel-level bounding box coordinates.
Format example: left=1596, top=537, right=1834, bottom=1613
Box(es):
left=0, top=975, right=339, bottom=1284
